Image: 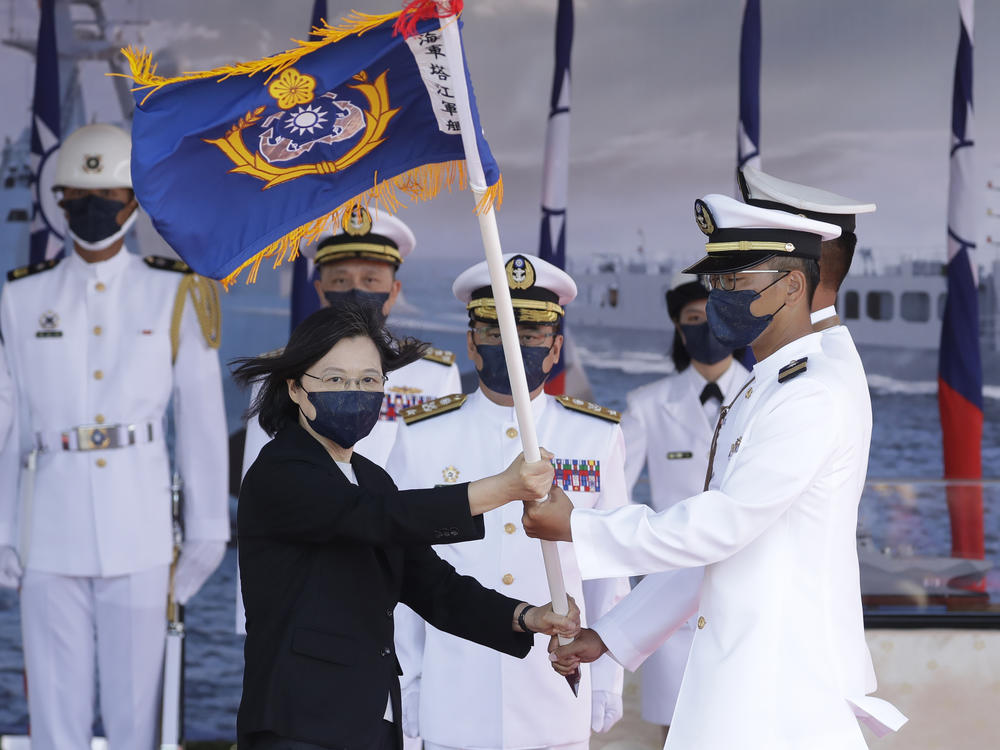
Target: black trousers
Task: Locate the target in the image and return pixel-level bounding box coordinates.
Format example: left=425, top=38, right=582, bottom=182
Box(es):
left=246, top=720, right=399, bottom=750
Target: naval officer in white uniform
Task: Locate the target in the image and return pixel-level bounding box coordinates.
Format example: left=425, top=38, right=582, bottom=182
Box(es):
left=237, top=206, right=461, bottom=639
left=0, top=341, right=12, bottom=454
left=387, top=254, right=629, bottom=750
left=620, top=279, right=747, bottom=733
left=524, top=195, right=906, bottom=750
left=0, top=123, right=229, bottom=749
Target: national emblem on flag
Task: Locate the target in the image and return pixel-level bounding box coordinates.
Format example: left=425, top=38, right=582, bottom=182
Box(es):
left=121, top=2, right=499, bottom=285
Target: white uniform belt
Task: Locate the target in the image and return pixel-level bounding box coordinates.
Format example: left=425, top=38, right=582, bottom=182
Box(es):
left=34, top=421, right=162, bottom=452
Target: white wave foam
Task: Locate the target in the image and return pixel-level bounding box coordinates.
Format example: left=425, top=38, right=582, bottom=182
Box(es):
left=575, top=346, right=676, bottom=375
left=867, top=374, right=1000, bottom=400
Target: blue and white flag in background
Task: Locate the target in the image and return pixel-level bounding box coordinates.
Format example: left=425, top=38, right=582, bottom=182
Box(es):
left=737, top=0, right=761, bottom=173
left=29, top=0, right=64, bottom=264
left=289, top=0, right=328, bottom=331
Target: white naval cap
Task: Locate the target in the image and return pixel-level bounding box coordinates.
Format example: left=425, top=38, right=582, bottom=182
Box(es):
left=453, top=253, right=577, bottom=324
left=304, top=204, right=416, bottom=268
left=684, top=193, right=841, bottom=275
left=739, top=166, right=876, bottom=233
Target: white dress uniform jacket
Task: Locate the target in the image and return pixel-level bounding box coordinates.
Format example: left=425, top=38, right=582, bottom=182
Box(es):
left=236, top=351, right=461, bottom=634
left=0, top=249, right=229, bottom=574
left=0, top=341, right=13, bottom=454
left=387, top=390, right=629, bottom=750
left=619, top=360, right=748, bottom=724
left=571, top=333, right=906, bottom=750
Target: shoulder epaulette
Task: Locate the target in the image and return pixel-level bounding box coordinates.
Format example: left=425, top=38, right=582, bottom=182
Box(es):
left=144, top=255, right=193, bottom=273
left=422, top=347, right=456, bottom=366
left=555, top=395, right=622, bottom=423
left=7, top=257, right=60, bottom=282
left=778, top=357, right=808, bottom=383
left=401, top=393, right=467, bottom=425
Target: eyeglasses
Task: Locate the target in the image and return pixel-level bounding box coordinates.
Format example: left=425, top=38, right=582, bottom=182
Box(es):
left=702, top=270, right=787, bottom=292
left=473, top=327, right=556, bottom=348
left=301, top=372, right=388, bottom=392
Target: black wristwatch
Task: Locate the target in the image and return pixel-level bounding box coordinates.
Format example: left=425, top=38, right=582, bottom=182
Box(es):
left=517, top=604, right=535, bottom=633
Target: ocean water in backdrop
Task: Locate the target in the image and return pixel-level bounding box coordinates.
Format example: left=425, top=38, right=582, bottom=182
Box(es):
left=1, top=259, right=997, bottom=739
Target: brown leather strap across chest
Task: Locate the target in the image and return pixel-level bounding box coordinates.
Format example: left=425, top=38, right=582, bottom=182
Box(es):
left=703, top=377, right=755, bottom=492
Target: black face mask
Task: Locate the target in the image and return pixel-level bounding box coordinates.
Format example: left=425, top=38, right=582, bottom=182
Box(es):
left=62, top=194, right=126, bottom=243
left=679, top=322, right=732, bottom=365
left=476, top=343, right=552, bottom=395
left=323, top=290, right=390, bottom=323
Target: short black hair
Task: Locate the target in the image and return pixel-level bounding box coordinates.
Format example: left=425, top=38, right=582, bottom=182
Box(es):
left=231, top=303, right=426, bottom=436
left=765, top=256, right=820, bottom=305
left=818, top=232, right=857, bottom=292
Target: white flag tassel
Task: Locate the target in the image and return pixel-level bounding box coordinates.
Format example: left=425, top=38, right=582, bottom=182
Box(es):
left=437, top=8, right=580, bottom=696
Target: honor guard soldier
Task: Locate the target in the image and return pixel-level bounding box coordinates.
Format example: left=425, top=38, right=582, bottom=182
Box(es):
left=525, top=196, right=906, bottom=749
left=387, top=253, right=629, bottom=750
left=619, top=278, right=747, bottom=736
left=236, top=206, right=461, bottom=636
left=0, top=123, right=229, bottom=750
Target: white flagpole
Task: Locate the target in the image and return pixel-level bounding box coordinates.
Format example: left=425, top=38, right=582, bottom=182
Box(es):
left=437, top=11, right=576, bottom=671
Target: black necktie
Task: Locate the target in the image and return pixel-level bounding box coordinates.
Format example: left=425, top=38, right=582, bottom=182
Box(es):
left=700, top=381, right=723, bottom=406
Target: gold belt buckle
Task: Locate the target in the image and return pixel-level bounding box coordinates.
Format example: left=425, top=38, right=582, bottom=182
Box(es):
left=75, top=424, right=117, bottom=451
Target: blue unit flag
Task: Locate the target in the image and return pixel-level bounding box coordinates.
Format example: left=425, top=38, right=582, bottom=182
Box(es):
left=123, top=8, right=501, bottom=286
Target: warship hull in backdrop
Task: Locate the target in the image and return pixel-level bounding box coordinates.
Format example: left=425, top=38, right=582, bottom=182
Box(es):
left=567, top=249, right=1000, bottom=387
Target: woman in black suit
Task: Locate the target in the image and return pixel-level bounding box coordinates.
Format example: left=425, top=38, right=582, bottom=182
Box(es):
left=233, top=305, right=577, bottom=750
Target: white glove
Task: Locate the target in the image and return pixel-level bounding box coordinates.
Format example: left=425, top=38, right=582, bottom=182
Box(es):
left=173, top=540, right=226, bottom=605
left=0, top=545, right=23, bottom=589
left=401, top=680, right=420, bottom=738
left=591, top=689, right=623, bottom=733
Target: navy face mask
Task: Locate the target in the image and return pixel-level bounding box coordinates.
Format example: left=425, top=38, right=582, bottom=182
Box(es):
left=476, top=344, right=552, bottom=395
left=323, top=290, right=390, bottom=323
left=679, top=322, right=732, bottom=365
left=302, top=388, right=384, bottom=448
left=61, top=194, right=127, bottom=243
left=705, top=273, right=788, bottom=349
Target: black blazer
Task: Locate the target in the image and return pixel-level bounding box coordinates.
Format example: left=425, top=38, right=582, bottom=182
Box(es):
left=237, top=424, right=533, bottom=750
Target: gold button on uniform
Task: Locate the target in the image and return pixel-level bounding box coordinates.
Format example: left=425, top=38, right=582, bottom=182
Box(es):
left=504, top=523, right=516, bottom=535
left=96, top=458, right=107, bottom=468
left=502, top=573, right=514, bottom=585
left=93, top=370, right=103, bottom=380
left=93, top=325, right=102, bottom=336
left=505, top=427, right=518, bottom=439
left=95, top=282, right=106, bottom=292
left=697, top=616, right=706, bottom=630
left=95, top=414, right=105, bottom=424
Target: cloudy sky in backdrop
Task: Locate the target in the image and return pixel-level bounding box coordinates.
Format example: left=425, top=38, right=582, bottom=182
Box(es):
left=3, top=0, right=1000, bottom=271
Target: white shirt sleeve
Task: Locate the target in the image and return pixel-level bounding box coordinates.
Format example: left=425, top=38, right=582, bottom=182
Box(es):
left=571, top=380, right=839, bottom=580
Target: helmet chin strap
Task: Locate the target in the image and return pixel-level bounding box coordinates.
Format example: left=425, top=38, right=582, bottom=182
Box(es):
left=70, top=208, right=139, bottom=252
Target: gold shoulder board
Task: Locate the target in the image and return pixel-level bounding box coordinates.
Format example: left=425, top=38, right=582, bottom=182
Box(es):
left=6, top=258, right=60, bottom=282
left=144, top=255, right=193, bottom=273
left=555, top=395, right=622, bottom=423
left=422, top=347, right=456, bottom=366
left=401, top=393, right=467, bottom=425
left=778, top=357, right=808, bottom=383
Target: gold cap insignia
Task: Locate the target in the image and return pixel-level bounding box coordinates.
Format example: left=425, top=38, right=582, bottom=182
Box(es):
left=694, top=199, right=716, bottom=236
left=82, top=154, right=103, bottom=173
left=342, top=204, right=373, bottom=236
left=505, top=255, right=535, bottom=290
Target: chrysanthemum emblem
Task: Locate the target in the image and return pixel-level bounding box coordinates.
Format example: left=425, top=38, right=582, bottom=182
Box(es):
left=268, top=68, right=316, bottom=110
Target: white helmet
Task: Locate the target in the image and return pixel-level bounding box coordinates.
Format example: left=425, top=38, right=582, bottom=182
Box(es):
left=54, top=123, right=132, bottom=190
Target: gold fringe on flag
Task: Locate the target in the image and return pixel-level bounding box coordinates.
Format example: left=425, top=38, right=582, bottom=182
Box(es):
left=221, top=164, right=503, bottom=289
left=118, top=11, right=404, bottom=103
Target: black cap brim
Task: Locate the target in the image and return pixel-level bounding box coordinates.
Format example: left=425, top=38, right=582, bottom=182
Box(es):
left=682, top=250, right=779, bottom=275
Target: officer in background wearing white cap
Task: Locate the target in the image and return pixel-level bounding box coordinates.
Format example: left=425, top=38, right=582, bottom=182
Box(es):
left=620, top=278, right=747, bottom=738
left=387, top=254, right=629, bottom=750
left=236, top=205, right=461, bottom=638
left=0, top=123, right=229, bottom=749
left=526, top=195, right=906, bottom=750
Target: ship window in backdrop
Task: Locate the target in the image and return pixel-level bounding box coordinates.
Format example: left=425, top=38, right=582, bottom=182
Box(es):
left=843, top=291, right=860, bottom=320
left=900, top=292, right=931, bottom=322
left=938, top=293, right=947, bottom=320
left=866, top=291, right=894, bottom=321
